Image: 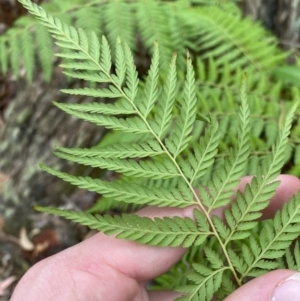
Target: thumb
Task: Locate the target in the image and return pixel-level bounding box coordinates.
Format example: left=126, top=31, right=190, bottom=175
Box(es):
left=224, top=270, right=300, bottom=301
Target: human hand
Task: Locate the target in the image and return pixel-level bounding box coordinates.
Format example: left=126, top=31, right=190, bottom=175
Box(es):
left=10, top=175, right=300, bottom=301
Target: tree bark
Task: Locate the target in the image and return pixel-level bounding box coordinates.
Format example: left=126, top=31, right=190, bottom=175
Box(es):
left=241, top=0, right=300, bottom=54
left=0, top=70, right=104, bottom=236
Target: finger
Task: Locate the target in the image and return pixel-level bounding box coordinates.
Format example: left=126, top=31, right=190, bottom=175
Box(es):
left=148, top=290, right=181, bottom=301
left=224, top=270, right=300, bottom=301
left=66, top=205, right=195, bottom=282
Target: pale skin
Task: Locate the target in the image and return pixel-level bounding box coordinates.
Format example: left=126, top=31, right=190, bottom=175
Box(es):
left=10, top=175, right=300, bottom=301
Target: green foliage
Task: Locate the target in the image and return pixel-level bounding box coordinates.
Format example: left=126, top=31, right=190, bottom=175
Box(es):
left=1, top=0, right=285, bottom=80
left=3, top=0, right=300, bottom=172
left=13, top=0, right=300, bottom=300
left=36, top=206, right=211, bottom=247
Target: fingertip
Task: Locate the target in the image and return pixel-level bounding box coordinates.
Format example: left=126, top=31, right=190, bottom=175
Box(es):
left=148, top=290, right=181, bottom=301
left=263, top=174, right=300, bottom=218
left=224, top=270, right=297, bottom=301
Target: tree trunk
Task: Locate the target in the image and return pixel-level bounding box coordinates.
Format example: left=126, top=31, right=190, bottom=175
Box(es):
left=241, top=0, right=300, bottom=55
left=0, top=70, right=104, bottom=236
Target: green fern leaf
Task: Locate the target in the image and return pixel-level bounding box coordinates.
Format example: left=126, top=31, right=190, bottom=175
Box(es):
left=225, top=101, right=299, bottom=243
left=40, top=164, right=192, bottom=208
left=135, top=0, right=173, bottom=67
left=20, top=30, right=35, bottom=83
left=89, top=31, right=101, bottom=63
left=54, top=152, right=180, bottom=179
left=61, top=87, right=123, bottom=98
left=176, top=265, right=225, bottom=301
left=75, top=6, right=102, bottom=37
left=35, top=207, right=210, bottom=247
left=124, top=43, right=139, bottom=101
left=103, top=0, right=135, bottom=50
left=59, top=61, right=101, bottom=71
left=0, top=38, right=8, bottom=75
left=166, top=53, right=197, bottom=158
left=178, top=117, right=220, bottom=185
left=138, top=41, right=159, bottom=117
left=9, top=34, right=20, bottom=78
left=35, top=25, right=53, bottom=82
left=100, top=35, right=112, bottom=73
left=153, top=52, right=177, bottom=138
left=60, top=70, right=111, bottom=83
left=284, top=241, right=300, bottom=271
left=199, top=74, right=250, bottom=211
left=55, top=140, right=164, bottom=159
left=53, top=100, right=135, bottom=115
left=204, top=247, right=224, bottom=270
left=239, top=193, right=300, bottom=281
left=53, top=103, right=149, bottom=133
left=113, top=36, right=126, bottom=86
left=17, top=2, right=300, bottom=299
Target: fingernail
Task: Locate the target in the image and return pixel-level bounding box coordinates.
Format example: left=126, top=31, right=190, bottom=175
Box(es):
left=272, top=273, right=300, bottom=301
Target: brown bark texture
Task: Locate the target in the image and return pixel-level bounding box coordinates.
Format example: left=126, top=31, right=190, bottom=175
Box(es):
left=0, top=71, right=104, bottom=235
left=241, top=0, right=300, bottom=53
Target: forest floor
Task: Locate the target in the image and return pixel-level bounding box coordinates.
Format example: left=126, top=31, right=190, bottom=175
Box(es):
left=0, top=190, right=98, bottom=301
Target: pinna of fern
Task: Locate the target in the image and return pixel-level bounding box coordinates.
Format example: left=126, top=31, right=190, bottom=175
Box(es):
left=19, top=0, right=300, bottom=300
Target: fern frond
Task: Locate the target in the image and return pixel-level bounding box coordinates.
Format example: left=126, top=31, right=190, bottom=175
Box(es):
left=184, top=6, right=285, bottom=71
left=176, top=265, right=226, bottom=301
left=55, top=140, right=164, bottom=159
left=166, top=53, right=197, bottom=158
left=0, top=38, right=8, bottom=74
left=283, top=241, right=300, bottom=271
left=135, top=0, right=173, bottom=66
left=153, top=263, right=188, bottom=290
left=199, top=74, right=250, bottom=211
left=100, top=35, right=112, bottom=73
left=61, top=70, right=112, bottom=83
left=113, top=36, right=126, bottom=86
left=124, top=43, right=139, bottom=101
left=35, top=207, right=210, bottom=247
left=53, top=100, right=135, bottom=115
left=153, top=52, right=177, bottom=138
left=41, top=165, right=190, bottom=207
left=61, top=87, right=123, bottom=98
left=75, top=6, right=102, bottom=37
left=239, top=193, right=300, bottom=280
left=178, top=117, right=220, bottom=185
left=225, top=101, right=299, bottom=243
left=138, top=41, right=159, bottom=118
left=103, top=0, right=135, bottom=50
left=40, top=164, right=191, bottom=208
left=9, top=33, right=20, bottom=78
left=35, top=25, right=53, bottom=82
left=53, top=103, right=149, bottom=133
left=97, top=131, right=152, bottom=149
left=18, top=1, right=300, bottom=299
left=216, top=274, right=237, bottom=300
left=54, top=152, right=179, bottom=179
left=20, top=30, right=35, bottom=83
